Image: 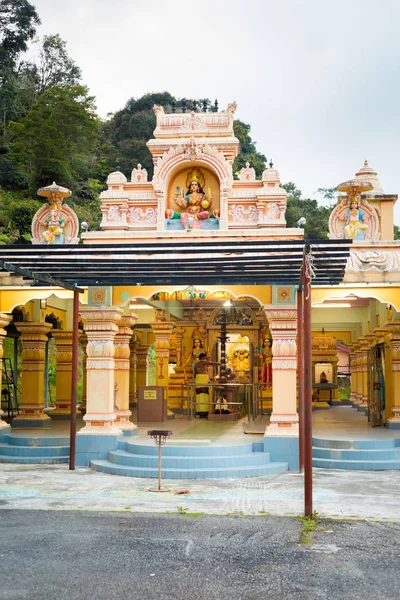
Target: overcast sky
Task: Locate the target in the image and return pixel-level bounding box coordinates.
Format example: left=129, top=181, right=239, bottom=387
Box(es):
left=30, top=0, right=400, bottom=223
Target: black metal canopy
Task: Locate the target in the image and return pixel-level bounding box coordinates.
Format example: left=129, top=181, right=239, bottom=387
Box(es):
left=0, top=238, right=351, bottom=289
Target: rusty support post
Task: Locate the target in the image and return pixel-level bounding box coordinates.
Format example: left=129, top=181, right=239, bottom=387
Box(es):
left=69, top=290, right=79, bottom=470
left=297, top=286, right=305, bottom=471
left=303, top=248, right=313, bottom=517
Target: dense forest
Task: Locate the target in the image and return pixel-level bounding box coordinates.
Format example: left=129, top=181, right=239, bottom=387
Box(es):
left=0, top=0, right=360, bottom=242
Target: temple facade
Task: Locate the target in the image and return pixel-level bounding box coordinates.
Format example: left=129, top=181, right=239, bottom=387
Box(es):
left=0, top=102, right=400, bottom=474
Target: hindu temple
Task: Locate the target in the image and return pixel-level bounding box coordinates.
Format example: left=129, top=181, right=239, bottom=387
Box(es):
left=0, top=102, right=400, bottom=477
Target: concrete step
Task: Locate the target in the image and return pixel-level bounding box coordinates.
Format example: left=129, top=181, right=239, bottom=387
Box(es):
left=90, top=459, right=288, bottom=479
left=0, top=444, right=69, bottom=457
left=313, top=447, right=400, bottom=461
left=124, top=441, right=257, bottom=457
left=5, top=435, right=70, bottom=447
left=108, top=449, right=271, bottom=469
left=312, top=437, right=399, bottom=450
left=0, top=455, right=68, bottom=464
left=313, top=457, right=400, bottom=471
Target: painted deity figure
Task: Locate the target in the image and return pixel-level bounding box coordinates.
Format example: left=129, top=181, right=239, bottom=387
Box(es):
left=41, top=204, right=67, bottom=244
left=260, top=337, right=272, bottom=387
left=175, top=180, right=212, bottom=230
left=343, top=200, right=369, bottom=240
left=233, top=348, right=250, bottom=373
left=185, top=338, right=204, bottom=376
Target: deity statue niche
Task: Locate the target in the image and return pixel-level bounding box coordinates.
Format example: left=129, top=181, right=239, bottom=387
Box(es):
left=328, top=178, right=380, bottom=242
left=31, top=182, right=79, bottom=245
left=165, top=167, right=220, bottom=231
left=227, top=335, right=251, bottom=377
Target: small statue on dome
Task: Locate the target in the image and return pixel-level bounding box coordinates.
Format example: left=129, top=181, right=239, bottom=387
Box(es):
left=343, top=199, right=369, bottom=240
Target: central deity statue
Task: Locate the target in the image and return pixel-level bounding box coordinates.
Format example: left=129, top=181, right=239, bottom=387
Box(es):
left=167, top=168, right=218, bottom=230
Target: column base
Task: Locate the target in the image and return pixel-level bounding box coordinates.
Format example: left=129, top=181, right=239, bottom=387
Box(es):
left=358, top=398, right=368, bottom=413
left=263, top=435, right=299, bottom=471
left=265, top=413, right=299, bottom=437
left=50, top=406, right=81, bottom=419
left=387, top=409, right=400, bottom=429
left=0, top=423, right=11, bottom=437
left=79, top=413, right=122, bottom=436
left=115, top=410, right=138, bottom=431
left=12, top=409, right=52, bottom=428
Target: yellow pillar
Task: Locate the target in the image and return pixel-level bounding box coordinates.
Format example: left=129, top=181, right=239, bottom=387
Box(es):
left=13, top=322, right=53, bottom=427
left=353, top=342, right=363, bottom=406
left=78, top=307, right=122, bottom=434
left=136, top=342, right=149, bottom=388
left=129, top=333, right=140, bottom=406
left=78, top=332, right=88, bottom=414
left=349, top=344, right=357, bottom=405
left=385, top=321, right=400, bottom=426
left=150, top=314, right=175, bottom=416
left=264, top=309, right=298, bottom=436
left=0, top=313, right=11, bottom=430
left=358, top=337, right=370, bottom=411
left=168, top=325, right=187, bottom=411
left=114, top=314, right=137, bottom=431
left=51, top=330, right=80, bottom=418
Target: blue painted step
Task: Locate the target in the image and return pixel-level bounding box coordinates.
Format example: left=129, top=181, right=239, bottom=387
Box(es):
left=90, top=460, right=288, bottom=479
left=312, top=436, right=400, bottom=470
left=0, top=434, right=69, bottom=464
left=91, top=441, right=288, bottom=479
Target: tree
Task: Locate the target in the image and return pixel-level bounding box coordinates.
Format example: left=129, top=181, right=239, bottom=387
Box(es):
left=0, top=0, right=40, bottom=70
left=21, top=34, right=81, bottom=96
left=232, top=120, right=267, bottom=178
left=11, top=84, right=99, bottom=189
left=282, top=182, right=332, bottom=240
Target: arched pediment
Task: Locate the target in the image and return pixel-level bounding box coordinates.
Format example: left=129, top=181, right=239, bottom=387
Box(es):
left=152, top=137, right=233, bottom=191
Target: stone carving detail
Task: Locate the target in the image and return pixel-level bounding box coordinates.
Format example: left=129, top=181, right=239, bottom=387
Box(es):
left=131, top=163, right=148, bottom=183
left=180, top=112, right=204, bottom=132
left=264, top=202, right=280, bottom=220
left=329, top=197, right=380, bottom=241
left=238, top=162, right=256, bottom=182
left=87, top=340, right=115, bottom=358
left=127, top=207, right=157, bottom=224
left=184, top=136, right=204, bottom=161
left=152, top=140, right=233, bottom=189
left=347, top=251, right=400, bottom=273
left=229, top=204, right=258, bottom=222
left=106, top=205, right=121, bottom=222
left=272, top=338, right=297, bottom=358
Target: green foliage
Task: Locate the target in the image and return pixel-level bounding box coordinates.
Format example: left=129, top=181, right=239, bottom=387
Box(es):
left=282, top=182, right=332, bottom=240
left=12, top=84, right=99, bottom=189
left=232, top=120, right=267, bottom=178
left=0, top=188, right=41, bottom=243
left=394, top=225, right=400, bottom=240
left=0, top=0, right=40, bottom=69
left=22, top=34, right=82, bottom=95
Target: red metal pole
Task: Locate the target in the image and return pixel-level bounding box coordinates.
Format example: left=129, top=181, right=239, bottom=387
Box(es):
left=304, top=251, right=313, bottom=517
left=297, top=286, right=305, bottom=471
left=69, top=290, right=79, bottom=470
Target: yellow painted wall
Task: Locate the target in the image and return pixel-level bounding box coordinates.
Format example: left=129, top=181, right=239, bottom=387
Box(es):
left=312, top=286, right=400, bottom=312
left=0, top=289, right=87, bottom=313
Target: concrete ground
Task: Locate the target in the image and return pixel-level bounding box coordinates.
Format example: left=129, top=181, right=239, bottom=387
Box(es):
left=1, top=463, right=400, bottom=520
left=2, top=511, right=400, bottom=600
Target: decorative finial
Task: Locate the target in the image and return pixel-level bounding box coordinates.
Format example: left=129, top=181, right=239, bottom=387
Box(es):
left=193, top=99, right=197, bottom=111
left=115, top=163, right=120, bottom=172
left=269, top=159, right=273, bottom=168
left=202, top=99, right=208, bottom=113
left=214, top=99, right=218, bottom=112
left=364, top=159, right=368, bottom=166
left=171, top=101, right=176, bottom=113
left=181, top=99, right=187, bottom=113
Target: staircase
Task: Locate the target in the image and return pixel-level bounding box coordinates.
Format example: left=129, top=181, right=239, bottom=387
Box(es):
left=312, top=437, right=400, bottom=470
left=91, top=439, right=288, bottom=479
left=0, top=433, right=69, bottom=464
